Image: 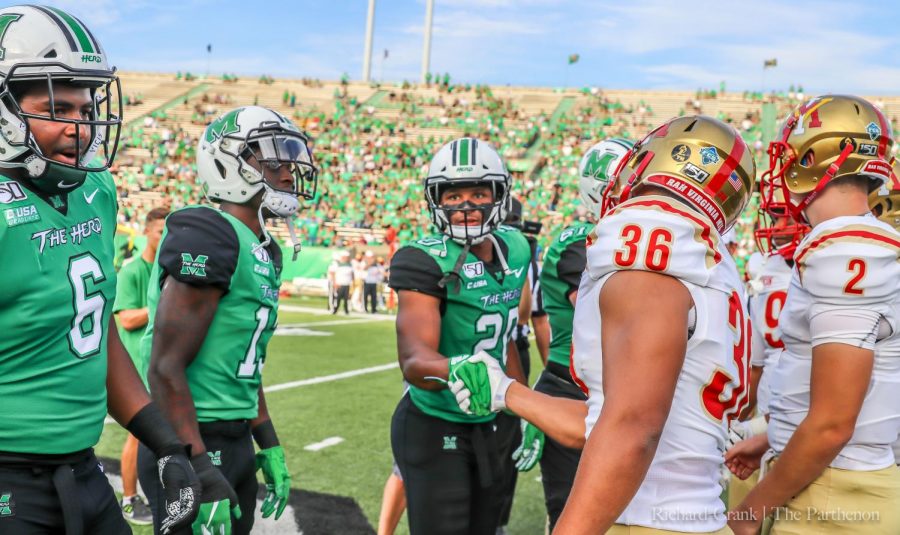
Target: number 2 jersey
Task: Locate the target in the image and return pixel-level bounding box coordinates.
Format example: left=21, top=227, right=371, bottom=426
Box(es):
left=746, top=253, right=792, bottom=415
left=140, top=206, right=282, bottom=422
left=767, top=214, right=900, bottom=470
left=0, top=172, right=117, bottom=454
left=571, top=195, right=749, bottom=532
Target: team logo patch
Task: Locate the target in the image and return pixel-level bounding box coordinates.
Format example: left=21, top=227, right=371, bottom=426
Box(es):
left=671, top=144, right=691, bottom=162
left=0, top=181, right=26, bottom=204
left=682, top=162, right=710, bottom=183
left=866, top=122, right=881, bottom=140
left=4, top=204, right=39, bottom=227
left=0, top=491, right=13, bottom=517
left=699, top=146, right=720, bottom=166
left=180, top=253, right=209, bottom=277
left=462, top=261, right=484, bottom=279
left=207, top=451, right=222, bottom=466
left=442, top=436, right=458, bottom=450
left=839, top=137, right=857, bottom=152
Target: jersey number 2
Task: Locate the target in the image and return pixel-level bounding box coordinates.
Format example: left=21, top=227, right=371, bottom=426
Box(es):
left=68, top=254, right=108, bottom=358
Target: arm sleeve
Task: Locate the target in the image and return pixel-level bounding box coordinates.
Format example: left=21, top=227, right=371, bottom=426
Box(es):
left=113, top=263, right=141, bottom=313
left=156, top=208, right=240, bottom=291
left=388, top=247, right=447, bottom=300
left=557, top=240, right=587, bottom=300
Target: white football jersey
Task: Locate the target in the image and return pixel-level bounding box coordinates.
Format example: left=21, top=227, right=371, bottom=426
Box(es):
left=571, top=195, right=750, bottom=532
left=768, top=214, right=900, bottom=471
left=747, top=254, right=793, bottom=415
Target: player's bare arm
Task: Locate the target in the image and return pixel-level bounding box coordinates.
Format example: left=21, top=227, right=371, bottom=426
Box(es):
left=396, top=289, right=449, bottom=390
left=106, top=317, right=152, bottom=424
left=148, top=277, right=225, bottom=454
left=554, top=270, right=691, bottom=534
left=505, top=382, right=587, bottom=448
left=731, top=343, right=874, bottom=532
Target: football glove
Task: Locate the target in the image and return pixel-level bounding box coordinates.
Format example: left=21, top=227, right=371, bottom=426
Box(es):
left=465, top=351, right=515, bottom=412
left=512, top=420, right=545, bottom=472
left=190, top=453, right=241, bottom=535
left=157, top=447, right=202, bottom=534
left=447, top=353, right=492, bottom=416
left=256, top=446, right=291, bottom=520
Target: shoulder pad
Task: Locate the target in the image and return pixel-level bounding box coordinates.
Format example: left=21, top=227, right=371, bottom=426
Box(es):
left=587, top=196, right=730, bottom=290
left=795, top=220, right=900, bottom=304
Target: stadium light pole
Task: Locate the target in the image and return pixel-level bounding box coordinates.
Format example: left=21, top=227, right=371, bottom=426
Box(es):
left=421, top=0, right=434, bottom=84
left=362, top=0, right=376, bottom=82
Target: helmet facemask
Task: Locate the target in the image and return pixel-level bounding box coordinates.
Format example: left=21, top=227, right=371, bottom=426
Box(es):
left=425, top=176, right=508, bottom=245
left=0, top=63, right=122, bottom=192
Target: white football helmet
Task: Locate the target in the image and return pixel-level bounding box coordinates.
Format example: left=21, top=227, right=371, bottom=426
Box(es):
left=424, top=137, right=509, bottom=244
left=197, top=106, right=317, bottom=258
left=198, top=106, right=317, bottom=216
left=578, top=138, right=633, bottom=218
left=0, top=5, right=122, bottom=192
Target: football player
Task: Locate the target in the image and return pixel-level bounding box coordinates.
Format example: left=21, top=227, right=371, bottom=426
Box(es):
left=509, top=138, right=633, bottom=531
left=452, top=116, right=755, bottom=533
left=137, top=106, right=316, bottom=534
left=729, top=95, right=900, bottom=535
left=0, top=6, right=201, bottom=534
left=388, top=137, right=530, bottom=535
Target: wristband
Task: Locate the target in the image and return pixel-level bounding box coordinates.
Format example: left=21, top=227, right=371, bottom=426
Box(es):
left=252, top=419, right=280, bottom=450
left=125, top=402, right=186, bottom=457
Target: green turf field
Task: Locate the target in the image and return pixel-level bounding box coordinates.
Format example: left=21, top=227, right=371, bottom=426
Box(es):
left=96, top=296, right=548, bottom=534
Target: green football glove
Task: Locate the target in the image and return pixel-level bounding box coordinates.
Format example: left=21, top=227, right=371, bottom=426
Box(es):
left=512, top=420, right=545, bottom=472
left=190, top=453, right=241, bottom=535
left=448, top=353, right=492, bottom=416
left=256, top=446, right=291, bottom=520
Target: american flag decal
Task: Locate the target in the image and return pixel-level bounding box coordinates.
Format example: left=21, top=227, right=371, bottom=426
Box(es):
left=728, top=171, right=742, bottom=191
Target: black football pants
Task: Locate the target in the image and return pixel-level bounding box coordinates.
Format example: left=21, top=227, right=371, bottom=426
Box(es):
left=0, top=449, right=130, bottom=535
left=391, top=393, right=504, bottom=535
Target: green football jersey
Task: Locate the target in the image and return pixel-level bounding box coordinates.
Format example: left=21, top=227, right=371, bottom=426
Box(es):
left=140, top=206, right=282, bottom=421
left=113, top=256, right=151, bottom=366
left=0, top=172, right=118, bottom=454
left=541, top=222, right=591, bottom=368
left=395, top=226, right=531, bottom=423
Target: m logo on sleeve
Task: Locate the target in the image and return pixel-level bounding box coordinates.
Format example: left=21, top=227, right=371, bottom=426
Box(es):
left=180, top=253, right=209, bottom=277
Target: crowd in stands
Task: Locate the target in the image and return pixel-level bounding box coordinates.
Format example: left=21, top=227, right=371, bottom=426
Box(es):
left=112, top=75, right=900, bottom=275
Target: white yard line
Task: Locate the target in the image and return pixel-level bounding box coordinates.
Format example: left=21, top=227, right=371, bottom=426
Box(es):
left=303, top=436, right=345, bottom=452
left=278, top=317, right=393, bottom=329
left=263, top=362, right=398, bottom=393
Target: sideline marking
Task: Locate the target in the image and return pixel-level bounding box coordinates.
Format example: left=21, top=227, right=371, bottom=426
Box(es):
left=304, top=436, right=345, bottom=452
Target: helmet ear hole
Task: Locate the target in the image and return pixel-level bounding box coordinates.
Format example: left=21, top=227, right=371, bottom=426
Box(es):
left=214, top=159, right=227, bottom=179
left=800, top=150, right=815, bottom=168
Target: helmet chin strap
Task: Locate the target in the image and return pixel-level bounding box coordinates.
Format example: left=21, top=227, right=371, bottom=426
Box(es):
left=253, top=185, right=302, bottom=260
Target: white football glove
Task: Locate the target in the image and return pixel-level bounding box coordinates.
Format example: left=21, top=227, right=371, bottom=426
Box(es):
left=467, top=351, right=515, bottom=412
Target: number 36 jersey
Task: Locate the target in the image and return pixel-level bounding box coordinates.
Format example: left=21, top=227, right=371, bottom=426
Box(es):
left=571, top=195, right=749, bottom=532
left=0, top=172, right=118, bottom=454
left=768, top=214, right=900, bottom=471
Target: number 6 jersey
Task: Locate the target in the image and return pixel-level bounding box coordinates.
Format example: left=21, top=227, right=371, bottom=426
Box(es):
left=767, top=214, right=900, bottom=470
left=571, top=195, right=749, bottom=532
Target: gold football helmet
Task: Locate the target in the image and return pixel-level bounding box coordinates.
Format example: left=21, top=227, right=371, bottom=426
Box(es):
left=600, top=115, right=755, bottom=233
left=868, top=158, right=900, bottom=230
left=763, top=95, right=894, bottom=223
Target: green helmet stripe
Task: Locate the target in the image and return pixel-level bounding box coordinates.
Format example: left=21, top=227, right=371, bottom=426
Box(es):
left=0, top=13, right=22, bottom=61
left=459, top=138, right=470, bottom=166
left=46, top=6, right=95, bottom=53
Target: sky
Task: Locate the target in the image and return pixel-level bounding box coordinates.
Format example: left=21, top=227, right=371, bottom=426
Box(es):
left=27, top=0, right=900, bottom=94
